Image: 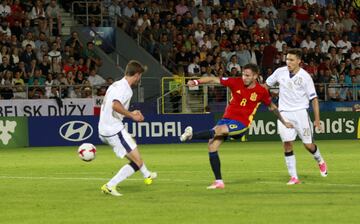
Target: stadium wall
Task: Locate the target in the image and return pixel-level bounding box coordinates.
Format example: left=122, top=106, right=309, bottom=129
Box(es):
left=0, top=112, right=359, bottom=148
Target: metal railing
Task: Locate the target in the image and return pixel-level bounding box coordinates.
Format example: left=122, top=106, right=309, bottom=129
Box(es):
left=71, top=1, right=104, bottom=26
left=157, top=77, right=360, bottom=114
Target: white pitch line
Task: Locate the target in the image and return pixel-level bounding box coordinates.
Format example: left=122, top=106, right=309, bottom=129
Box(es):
left=51, top=170, right=360, bottom=175
left=0, top=176, right=360, bottom=187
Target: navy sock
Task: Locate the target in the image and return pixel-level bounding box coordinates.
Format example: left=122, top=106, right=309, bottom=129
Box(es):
left=209, top=151, right=222, bottom=180
left=193, top=129, right=215, bottom=140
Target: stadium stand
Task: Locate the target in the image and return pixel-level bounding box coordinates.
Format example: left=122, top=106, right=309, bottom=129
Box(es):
left=0, top=0, right=359, bottom=104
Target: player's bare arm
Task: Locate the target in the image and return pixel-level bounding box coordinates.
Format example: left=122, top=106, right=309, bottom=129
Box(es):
left=187, top=77, right=220, bottom=87
left=267, top=102, right=294, bottom=128
left=311, top=97, right=321, bottom=131
left=112, top=100, right=144, bottom=122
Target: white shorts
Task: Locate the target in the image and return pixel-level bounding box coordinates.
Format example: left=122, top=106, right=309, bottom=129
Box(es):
left=277, top=109, right=313, bottom=144
left=99, top=129, right=137, bottom=158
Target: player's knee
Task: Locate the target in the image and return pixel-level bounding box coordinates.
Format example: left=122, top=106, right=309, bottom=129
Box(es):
left=214, top=125, right=228, bottom=135
left=283, top=142, right=293, bottom=151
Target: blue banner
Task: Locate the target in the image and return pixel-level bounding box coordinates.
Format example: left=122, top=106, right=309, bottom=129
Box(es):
left=28, top=114, right=215, bottom=146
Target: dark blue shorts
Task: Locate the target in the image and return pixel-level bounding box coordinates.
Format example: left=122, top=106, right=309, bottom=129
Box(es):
left=216, top=118, right=248, bottom=139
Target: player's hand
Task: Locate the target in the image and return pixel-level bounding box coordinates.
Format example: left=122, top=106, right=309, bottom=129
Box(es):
left=187, top=80, right=196, bottom=87
left=284, top=121, right=294, bottom=129
left=314, top=119, right=322, bottom=132
left=131, top=110, right=144, bottom=122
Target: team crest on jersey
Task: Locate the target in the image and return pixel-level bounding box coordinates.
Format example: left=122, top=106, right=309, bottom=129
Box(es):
left=236, top=90, right=241, bottom=94
left=250, top=92, right=257, bottom=101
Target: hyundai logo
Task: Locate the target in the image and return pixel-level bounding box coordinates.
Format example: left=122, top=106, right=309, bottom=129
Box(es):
left=59, top=121, right=93, bottom=142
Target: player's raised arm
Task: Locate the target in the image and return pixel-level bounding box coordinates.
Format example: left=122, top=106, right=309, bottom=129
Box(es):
left=267, top=102, right=293, bottom=128
left=187, top=77, right=220, bottom=87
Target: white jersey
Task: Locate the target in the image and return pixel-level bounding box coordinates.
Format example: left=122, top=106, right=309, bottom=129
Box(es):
left=98, top=78, right=132, bottom=136
left=266, top=66, right=317, bottom=111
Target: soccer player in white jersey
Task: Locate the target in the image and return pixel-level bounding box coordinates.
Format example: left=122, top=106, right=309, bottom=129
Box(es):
left=98, top=60, right=157, bottom=196
left=266, top=49, right=328, bottom=185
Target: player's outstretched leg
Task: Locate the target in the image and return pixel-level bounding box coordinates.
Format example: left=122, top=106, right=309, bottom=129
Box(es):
left=180, top=126, right=193, bottom=141
left=180, top=126, right=216, bottom=142
left=101, top=161, right=140, bottom=196
left=306, top=144, right=328, bottom=177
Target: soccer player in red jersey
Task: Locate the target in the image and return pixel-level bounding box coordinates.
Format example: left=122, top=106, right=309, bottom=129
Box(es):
left=180, top=63, right=293, bottom=189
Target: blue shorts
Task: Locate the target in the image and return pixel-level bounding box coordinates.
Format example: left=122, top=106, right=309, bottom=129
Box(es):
left=216, top=118, right=248, bottom=139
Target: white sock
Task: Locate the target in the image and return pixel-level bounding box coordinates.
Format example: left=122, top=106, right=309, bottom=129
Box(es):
left=312, top=147, right=324, bottom=164
left=107, top=164, right=135, bottom=188
left=140, top=163, right=151, bottom=178
left=285, top=155, right=298, bottom=179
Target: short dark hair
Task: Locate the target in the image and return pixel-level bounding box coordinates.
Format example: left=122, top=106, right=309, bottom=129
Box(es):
left=125, top=60, right=147, bottom=76
left=243, top=63, right=260, bottom=74
left=287, top=49, right=302, bottom=59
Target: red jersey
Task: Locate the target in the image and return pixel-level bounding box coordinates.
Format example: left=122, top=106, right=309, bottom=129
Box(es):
left=220, top=77, right=272, bottom=126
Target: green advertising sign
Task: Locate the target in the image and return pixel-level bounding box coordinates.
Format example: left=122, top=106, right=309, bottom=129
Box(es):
left=0, top=117, right=28, bottom=148
left=214, top=112, right=360, bottom=141
left=246, top=112, right=360, bottom=141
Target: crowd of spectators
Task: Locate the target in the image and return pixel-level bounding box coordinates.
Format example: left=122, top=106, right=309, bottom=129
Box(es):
left=109, top=0, right=360, bottom=101
left=0, top=0, right=111, bottom=100
left=1, top=0, right=360, bottom=102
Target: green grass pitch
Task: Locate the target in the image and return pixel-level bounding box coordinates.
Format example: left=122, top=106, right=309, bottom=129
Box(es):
left=0, top=140, right=359, bottom=224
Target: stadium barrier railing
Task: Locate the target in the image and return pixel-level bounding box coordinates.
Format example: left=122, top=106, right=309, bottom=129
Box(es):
left=157, top=77, right=360, bottom=114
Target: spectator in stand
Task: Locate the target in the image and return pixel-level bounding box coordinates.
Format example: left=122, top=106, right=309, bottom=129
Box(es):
left=321, top=34, right=336, bottom=54
left=46, top=0, right=62, bottom=36
left=76, top=57, right=88, bottom=74
left=123, top=0, right=136, bottom=18
left=236, top=43, right=251, bottom=67
left=22, top=31, right=35, bottom=49
left=10, top=47, right=20, bottom=65
left=66, top=31, right=83, bottom=60
left=256, top=11, right=269, bottom=30
left=187, top=55, right=201, bottom=76
left=20, top=44, right=36, bottom=65
left=261, top=41, right=277, bottom=73
left=0, top=0, right=11, bottom=19
left=28, top=68, right=45, bottom=86
left=35, top=32, right=49, bottom=52
left=36, top=44, right=48, bottom=62
left=262, top=0, right=278, bottom=18
left=175, top=0, right=189, bottom=16
left=63, top=56, right=76, bottom=74
left=48, top=41, right=62, bottom=74
left=337, top=34, right=352, bottom=55
left=82, top=41, right=101, bottom=70
left=39, top=54, right=50, bottom=76
left=348, top=25, right=359, bottom=46
left=30, top=0, right=46, bottom=24
left=22, top=19, right=36, bottom=39
left=0, top=21, right=11, bottom=37
left=226, top=54, right=241, bottom=73
left=300, top=34, right=316, bottom=51
left=74, top=70, right=87, bottom=85
left=87, top=69, right=105, bottom=86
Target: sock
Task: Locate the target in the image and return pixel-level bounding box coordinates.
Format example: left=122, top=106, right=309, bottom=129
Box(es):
left=310, top=145, right=324, bottom=164
left=107, top=164, right=137, bottom=188
left=140, top=163, right=151, bottom=178
left=193, top=129, right=215, bottom=140
left=284, top=151, right=298, bottom=179
left=209, top=151, right=222, bottom=180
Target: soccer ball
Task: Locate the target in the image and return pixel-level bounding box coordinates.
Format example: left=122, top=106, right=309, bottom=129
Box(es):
left=78, top=143, right=96, bottom=162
